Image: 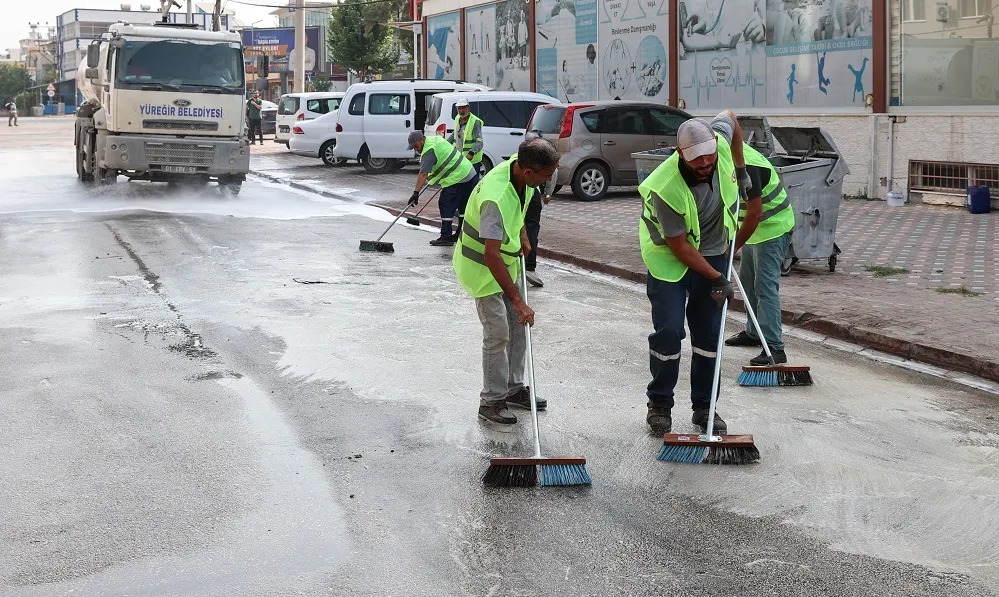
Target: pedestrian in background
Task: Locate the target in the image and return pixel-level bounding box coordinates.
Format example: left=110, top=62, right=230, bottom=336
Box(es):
left=246, top=91, right=263, bottom=145
left=447, top=98, right=484, bottom=175
left=524, top=168, right=557, bottom=288
left=5, top=98, right=17, bottom=127
left=452, top=138, right=560, bottom=424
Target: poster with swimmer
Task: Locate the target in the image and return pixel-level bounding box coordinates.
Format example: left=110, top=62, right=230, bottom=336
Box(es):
left=677, top=0, right=768, bottom=109
left=598, top=0, right=669, bottom=101
left=766, top=0, right=873, bottom=108
left=427, top=12, right=462, bottom=81
left=536, top=0, right=599, bottom=102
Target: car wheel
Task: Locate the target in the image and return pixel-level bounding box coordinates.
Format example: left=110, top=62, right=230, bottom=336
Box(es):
left=361, top=154, right=396, bottom=174
left=571, top=162, right=608, bottom=201
left=320, top=141, right=338, bottom=166
left=480, top=156, right=494, bottom=174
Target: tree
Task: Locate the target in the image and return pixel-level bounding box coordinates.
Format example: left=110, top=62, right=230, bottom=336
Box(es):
left=0, top=64, right=32, bottom=104
left=327, top=0, right=400, bottom=79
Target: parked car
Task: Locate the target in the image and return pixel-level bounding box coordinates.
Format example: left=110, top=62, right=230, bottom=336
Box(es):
left=527, top=101, right=693, bottom=201
left=333, top=79, right=488, bottom=173
left=424, top=91, right=561, bottom=173
left=276, top=92, right=345, bottom=146
left=260, top=99, right=277, bottom=136
left=288, top=111, right=346, bottom=166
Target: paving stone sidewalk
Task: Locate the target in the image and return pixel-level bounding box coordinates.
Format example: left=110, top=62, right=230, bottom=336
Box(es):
left=251, top=149, right=999, bottom=383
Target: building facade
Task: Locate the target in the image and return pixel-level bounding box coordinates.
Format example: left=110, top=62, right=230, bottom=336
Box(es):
left=420, top=0, right=999, bottom=204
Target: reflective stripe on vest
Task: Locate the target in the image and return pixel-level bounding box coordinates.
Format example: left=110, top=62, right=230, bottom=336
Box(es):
left=740, top=144, right=795, bottom=245
left=454, top=113, right=483, bottom=164
left=424, top=136, right=473, bottom=187
left=452, top=155, right=531, bottom=298
left=638, top=133, right=739, bottom=283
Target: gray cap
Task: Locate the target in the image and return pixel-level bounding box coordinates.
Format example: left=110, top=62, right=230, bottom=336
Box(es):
left=676, top=118, right=717, bottom=161
left=407, top=130, right=425, bottom=150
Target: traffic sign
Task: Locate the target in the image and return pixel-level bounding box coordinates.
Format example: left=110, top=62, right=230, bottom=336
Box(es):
left=46, top=83, right=55, bottom=91
left=47, top=90, right=55, bottom=97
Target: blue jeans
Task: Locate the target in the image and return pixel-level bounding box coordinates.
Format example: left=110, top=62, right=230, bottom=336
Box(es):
left=739, top=232, right=792, bottom=351
left=646, top=254, right=728, bottom=411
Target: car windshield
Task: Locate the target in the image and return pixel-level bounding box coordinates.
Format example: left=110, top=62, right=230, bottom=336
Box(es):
left=116, top=40, right=244, bottom=93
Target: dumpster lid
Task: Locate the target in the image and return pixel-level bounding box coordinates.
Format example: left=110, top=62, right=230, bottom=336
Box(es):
left=769, top=127, right=840, bottom=158
left=738, top=116, right=774, bottom=156
left=770, top=126, right=850, bottom=186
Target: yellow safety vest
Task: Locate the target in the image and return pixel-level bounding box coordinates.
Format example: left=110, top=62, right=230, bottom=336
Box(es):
left=740, top=144, right=795, bottom=244
left=422, top=135, right=474, bottom=187
left=454, top=112, right=484, bottom=165
left=638, top=132, right=739, bottom=282
left=453, top=155, right=532, bottom=297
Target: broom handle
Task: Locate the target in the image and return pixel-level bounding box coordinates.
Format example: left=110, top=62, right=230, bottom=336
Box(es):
left=730, top=270, right=776, bottom=365
left=411, top=186, right=441, bottom=219
left=521, top=254, right=543, bottom=460
left=371, top=184, right=429, bottom=243
left=704, top=191, right=741, bottom=440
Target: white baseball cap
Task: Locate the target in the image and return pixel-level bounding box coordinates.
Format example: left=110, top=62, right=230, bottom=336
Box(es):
left=677, top=119, right=717, bottom=161
left=455, top=97, right=470, bottom=107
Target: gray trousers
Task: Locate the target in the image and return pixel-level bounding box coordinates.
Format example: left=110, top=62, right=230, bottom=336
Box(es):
left=474, top=292, right=526, bottom=404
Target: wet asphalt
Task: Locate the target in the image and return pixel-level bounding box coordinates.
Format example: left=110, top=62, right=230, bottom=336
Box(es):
left=1, top=120, right=998, bottom=597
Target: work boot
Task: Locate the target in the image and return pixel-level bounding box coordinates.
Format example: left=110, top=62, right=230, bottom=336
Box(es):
left=647, top=402, right=672, bottom=435
left=750, top=348, right=787, bottom=366
left=505, top=386, right=546, bottom=410
left=478, top=402, right=517, bottom=424
left=692, top=408, right=727, bottom=433
left=429, top=235, right=456, bottom=247
left=725, top=331, right=762, bottom=347
left=526, top=271, right=544, bottom=288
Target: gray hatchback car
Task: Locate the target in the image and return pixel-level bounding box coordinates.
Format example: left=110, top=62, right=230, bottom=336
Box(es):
left=527, top=101, right=693, bottom=201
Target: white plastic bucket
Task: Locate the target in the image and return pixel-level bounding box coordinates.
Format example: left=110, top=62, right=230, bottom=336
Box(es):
left=886, top=191, right=905, bottom=207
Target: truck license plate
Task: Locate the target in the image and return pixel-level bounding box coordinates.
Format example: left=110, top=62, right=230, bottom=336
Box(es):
left=164, top=165, right=198, bottom=174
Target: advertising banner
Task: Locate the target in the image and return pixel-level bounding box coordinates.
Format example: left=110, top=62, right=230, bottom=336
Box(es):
left=427, top=12, right=462, bottom=81
left=598, top=0, right=669, bottom=101
left=242, top=27, right=322, bottom=73
left=536, top=0, right=599, bottom=101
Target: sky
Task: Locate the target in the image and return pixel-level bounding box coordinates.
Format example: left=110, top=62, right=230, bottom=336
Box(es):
left=2, top=0, right=279, bottom=52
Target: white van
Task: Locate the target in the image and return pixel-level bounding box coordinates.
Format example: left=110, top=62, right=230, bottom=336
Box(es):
left=424, top=91, right=561, bottom=172
left=276, top=91, right=345, bottom=145
left=333, top=79, right=488, bottom=173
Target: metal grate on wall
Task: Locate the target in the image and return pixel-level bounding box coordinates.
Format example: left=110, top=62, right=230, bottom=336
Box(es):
left=908, top=160, right=999, bottom=195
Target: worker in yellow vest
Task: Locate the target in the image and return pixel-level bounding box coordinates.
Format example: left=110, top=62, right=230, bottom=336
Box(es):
left=725, top=144, right=796, bottom=365
left=447, top=98, right=484, bottom=174
left=638, top=111, right=762, bottom=436
left=452, top=138, right=560, bottom=424
left=407, top=130, right=481, bottom=246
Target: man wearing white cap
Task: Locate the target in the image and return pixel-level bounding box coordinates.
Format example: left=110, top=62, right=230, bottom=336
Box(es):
left=637, top=111, right=762, bottom=436
left=447, top=98, right=485, bottom=174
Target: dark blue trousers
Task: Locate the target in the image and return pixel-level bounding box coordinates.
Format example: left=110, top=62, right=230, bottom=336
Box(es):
left=646, top=254, right=728, bottom=411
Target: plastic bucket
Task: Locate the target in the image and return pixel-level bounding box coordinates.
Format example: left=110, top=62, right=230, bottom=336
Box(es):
left=886, top=191, right=905, bottom=207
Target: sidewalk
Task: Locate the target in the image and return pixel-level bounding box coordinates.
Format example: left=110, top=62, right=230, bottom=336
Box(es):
left=250, top=149, right=999, bottom=384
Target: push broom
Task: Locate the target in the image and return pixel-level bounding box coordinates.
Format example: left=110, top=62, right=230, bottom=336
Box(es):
left=358, top=185, right=438, bottom=252
left=483, top=256, right=591, bottom=487
left=657, top=192, right=760, bottom=465
left=732, top=270, right=813, bottom=387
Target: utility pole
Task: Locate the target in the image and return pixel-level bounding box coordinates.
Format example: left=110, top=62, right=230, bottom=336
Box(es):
left=213, top=0, right=222, bottom=31
left=294, top=0, right=306, bottom=92
left=187, top=0, right=193, bottom=24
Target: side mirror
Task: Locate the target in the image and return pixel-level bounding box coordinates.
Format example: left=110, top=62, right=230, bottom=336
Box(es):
left=86, top=44, right=100, bottom=68
left=85, top=67, right=100, bottom=80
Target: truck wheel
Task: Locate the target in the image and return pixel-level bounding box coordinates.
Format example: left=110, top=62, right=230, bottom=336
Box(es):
left=361, top=154, right=396, bottom=174
left=219, top=177, right=242, bottom=197
left=76, top=146, right=93, bottom=182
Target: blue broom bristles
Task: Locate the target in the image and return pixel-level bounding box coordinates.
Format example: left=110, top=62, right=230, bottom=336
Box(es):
left=657, top=444, right=708, bottom=463
left=540, top=464, right=592, bottom=486
left=737, top=369, right=779, bottom=387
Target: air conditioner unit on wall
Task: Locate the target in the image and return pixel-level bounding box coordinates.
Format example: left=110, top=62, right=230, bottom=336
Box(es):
left=937, top=3, right=950, bottom=22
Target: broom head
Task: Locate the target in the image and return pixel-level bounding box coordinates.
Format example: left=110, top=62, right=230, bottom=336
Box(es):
left=738, top=364, right=812, bottom=387
left=483, top=457, right=591, bottom=487
left=405, top=217, right=421, bottom=226
left=657, top=433, right=760, bottom=465
left=358, top=240, right=394, bottom=253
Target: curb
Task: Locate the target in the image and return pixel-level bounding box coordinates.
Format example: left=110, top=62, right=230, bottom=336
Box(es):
left=253, top=173, right=999, bottom=386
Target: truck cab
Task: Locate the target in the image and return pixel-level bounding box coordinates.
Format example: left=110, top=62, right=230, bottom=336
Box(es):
left=75, top=22, right=250, bottom=194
